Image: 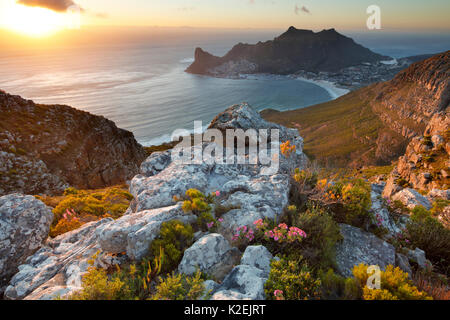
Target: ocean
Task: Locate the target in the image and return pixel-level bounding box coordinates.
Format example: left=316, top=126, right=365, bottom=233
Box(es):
left=1, top=29, right=449, bottom=146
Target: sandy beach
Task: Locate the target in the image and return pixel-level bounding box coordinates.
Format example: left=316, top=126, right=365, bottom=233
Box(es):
left=294, top=77, right=350, bottom=99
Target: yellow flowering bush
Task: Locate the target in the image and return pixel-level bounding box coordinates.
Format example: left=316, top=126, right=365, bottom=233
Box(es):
left=352, top=264, right=431, bottom=300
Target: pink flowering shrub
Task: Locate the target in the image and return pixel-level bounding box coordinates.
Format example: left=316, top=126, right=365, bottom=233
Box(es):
left=232, top=218, right=307, bottom=252
left=232, top=225, right=255, bottom=249
left=50, top=208, right=83, bottom=237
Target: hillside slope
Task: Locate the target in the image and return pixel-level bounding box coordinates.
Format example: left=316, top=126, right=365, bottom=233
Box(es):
left=263, top=51, right=450, bottom=168
left=0, top=90, right=146, bottom=196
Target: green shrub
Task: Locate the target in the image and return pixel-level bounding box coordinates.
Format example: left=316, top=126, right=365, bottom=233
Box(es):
left=152, top=271, right=205, bottom=300
left=394, top=177, right=410, bottom=188
left=51, top=186, right=133, bottom=229
left=288, top=203, right=342, bottom=270
left=352, top=264, right=431, bottom=300
left=149, top=220, right=194, bottom=273
left=293, top=168, right=318, bottom=189
left=264, top=257, right=321, bottom=300
left=319, top=269, right=361, bottom=300
left=180, top=188, right=219, bottom=232
left=431, top=199, right=450, bottom=216
left=325, top=179, right=372, bottom=228
left=69, top=267, right=127, bottom=300
left=422, top=136, right=433, bottom=147
left=69, top=248, right=165, bottom=300
left=406, top=207, right=450, bottom=276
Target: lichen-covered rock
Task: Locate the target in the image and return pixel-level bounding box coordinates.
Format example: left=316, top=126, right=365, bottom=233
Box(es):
left=427, top=189, right=450, bottom=201
left=370, top=184, right=401, bottom=236
left=5, top=203, right=196, bottom=300
left=336, top=224, right=396, bottom=278
left=391, top=188, right=431, bottom=210
left=0, top=194, right=53, bottom=294
left=4, top=219, right=114, bottom=300
left=240, top=245, right=273, bottom=277
left=395, top=253, right=412, bottom=277
left=211, top=265, right=267, bottom=300
left=98, top=203, right=195, bottom=261
left=178, top=233, right=241, bottom=281
left=128, top=103, right=307, bottom=240
left=139, top=151, right=172, bottom=177
left=406, top=248, right=431, bottom=270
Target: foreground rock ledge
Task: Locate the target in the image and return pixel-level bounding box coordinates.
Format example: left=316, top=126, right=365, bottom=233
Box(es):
left=5, top=103, right=307, bottom=300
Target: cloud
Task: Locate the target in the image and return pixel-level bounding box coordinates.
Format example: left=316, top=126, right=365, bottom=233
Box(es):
left=17, top=0, right=82, bottom=12
left=294, top=5, right=311, bottom=15
left=177, top=6, right=196, bottom=12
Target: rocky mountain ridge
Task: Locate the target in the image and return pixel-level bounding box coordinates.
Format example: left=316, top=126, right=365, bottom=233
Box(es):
left=186, top=27, right=389, bottom=76
left=0, top=90, right=146, bottom=196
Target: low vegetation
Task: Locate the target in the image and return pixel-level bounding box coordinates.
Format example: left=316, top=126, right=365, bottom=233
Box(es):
left=403, top=206, right=450, bottom=276
left=36, top=185, right=133, bottom=237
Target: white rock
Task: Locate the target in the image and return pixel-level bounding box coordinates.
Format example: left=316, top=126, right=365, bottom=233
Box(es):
left=98, top=203, right=195, bottom=260
left=211, top=265, right=267, bottom=300
left=178, top=233, right=241, bottom=281
left=0, top=194, right=53, bottom=294
left=392, top=188, right=432, bottom=210
left=240, top=245, right=273, bottom=277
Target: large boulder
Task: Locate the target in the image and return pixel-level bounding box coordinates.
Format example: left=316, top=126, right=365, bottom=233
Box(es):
left=4, top=219, right=114, bottom=300
left=391, top=188, right=431, bottom=210
left=210, top=245, right=273, bottom=300
left=211, top=265, right=268, bottom=300
left=0, top=194, right=53, bottom=294
left=240, top=245, right=273, bottom=277
left=98, top=203, right=195, bottom=261
left=178, top=233, right=241, bottom=281
left=336, top=224, right=396, bottom=278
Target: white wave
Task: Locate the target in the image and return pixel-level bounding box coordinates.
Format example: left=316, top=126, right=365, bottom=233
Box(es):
left=381, top=59, right=398, bottom=65
left=180, top=57, right=195, bottom=64
left=139, top=123, right=210, bottom=147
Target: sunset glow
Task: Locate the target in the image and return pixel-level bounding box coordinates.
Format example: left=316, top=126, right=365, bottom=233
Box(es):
left=1, top=2, right=73, bottom=37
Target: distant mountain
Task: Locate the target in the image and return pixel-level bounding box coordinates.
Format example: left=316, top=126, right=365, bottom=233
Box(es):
left=262, top=51, right=449, bottom=168
left=0, top=90, right=146, bottom=196
left=186, top=27, right=390, bottom=76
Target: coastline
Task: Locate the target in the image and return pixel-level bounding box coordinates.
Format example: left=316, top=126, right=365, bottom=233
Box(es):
left=293, top=76, right=350, bottom=100
left=141, top=72, right=349, bottom=147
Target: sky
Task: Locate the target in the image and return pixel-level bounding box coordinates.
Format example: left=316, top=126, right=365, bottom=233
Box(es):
left=0, top=0, right=449, bottom=32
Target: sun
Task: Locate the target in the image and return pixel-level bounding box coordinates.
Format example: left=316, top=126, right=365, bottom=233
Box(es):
left=1, top=2, right=70, bottom=37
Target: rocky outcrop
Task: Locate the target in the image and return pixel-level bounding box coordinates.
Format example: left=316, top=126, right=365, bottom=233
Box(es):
left=5, top=102, right=306, bottom=300
left=178, top=234, right=241, bottom=281
left=187, top=27, right=388, bottom=77
left=335, top=224, right=396, bottom=278
left=0, top=194, right=53, bottom=295
left=0, top=90, right=146, bottom=196
left=4, top=219, right=114, bottom=300
left=128, top=103, right=306, bottom=240
left=391, top=189, right=431, bottom=210
left=382, top=111, right=449, bottom=217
